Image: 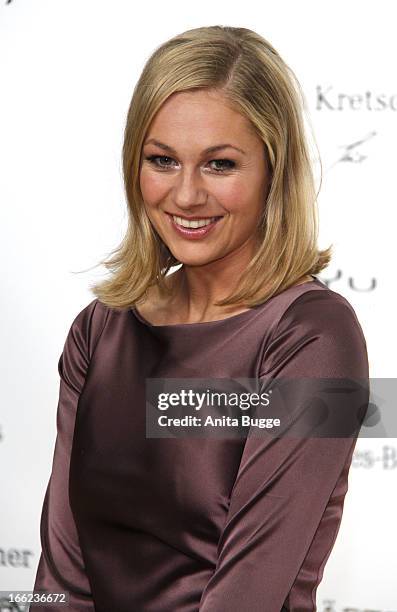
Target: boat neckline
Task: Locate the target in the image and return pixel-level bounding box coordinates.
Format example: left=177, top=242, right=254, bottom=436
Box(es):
left=131, top=276, right=323, bottom=329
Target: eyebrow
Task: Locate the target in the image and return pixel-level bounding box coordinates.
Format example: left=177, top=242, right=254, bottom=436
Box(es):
left=143, top=138, right=246, bottom=155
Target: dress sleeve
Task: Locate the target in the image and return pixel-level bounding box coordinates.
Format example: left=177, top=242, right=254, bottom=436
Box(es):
left=198, top=290, right=369, bottom=612
left=30, top=298, right=108, bottom=611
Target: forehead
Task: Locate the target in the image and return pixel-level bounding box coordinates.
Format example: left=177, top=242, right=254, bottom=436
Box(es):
left=145, top=89, right=259, bottom=150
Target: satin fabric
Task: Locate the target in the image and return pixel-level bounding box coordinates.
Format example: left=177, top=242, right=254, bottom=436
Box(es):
left=31, top=277, right=369, bottom=611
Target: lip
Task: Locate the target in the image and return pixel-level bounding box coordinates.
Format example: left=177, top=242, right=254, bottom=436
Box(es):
left=165, top=212, right=224, bottom=240
left=165, top=212, right=223, bottom=221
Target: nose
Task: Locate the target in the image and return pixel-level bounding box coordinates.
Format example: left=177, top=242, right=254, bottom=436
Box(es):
left=172, top=167, right=208, bottom=210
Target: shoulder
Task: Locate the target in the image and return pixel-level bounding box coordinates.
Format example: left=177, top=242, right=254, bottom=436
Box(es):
left=277, top=285, right=365, bottom=335
left=278, top=286, right=366, bottom=340
left=59, top=298, right=111, bottom=393
left=65, top=298, right=110, bottom=361
left=261, top=286, right=369, bottom=379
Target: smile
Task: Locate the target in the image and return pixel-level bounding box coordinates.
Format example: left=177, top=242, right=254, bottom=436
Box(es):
left=165, top=212, right=224, bottom=240
left=172, top=215, right=220, bottom=228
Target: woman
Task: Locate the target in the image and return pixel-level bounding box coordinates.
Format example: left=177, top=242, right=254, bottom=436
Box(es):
left=31, top=26, right=369, bottom=611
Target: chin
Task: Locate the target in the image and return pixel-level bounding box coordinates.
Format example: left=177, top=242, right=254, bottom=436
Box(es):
left=168, top=252, right=219, bottom=268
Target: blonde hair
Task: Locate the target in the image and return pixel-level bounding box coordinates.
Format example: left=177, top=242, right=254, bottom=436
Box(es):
left=90, top=25, right=332, bottom=309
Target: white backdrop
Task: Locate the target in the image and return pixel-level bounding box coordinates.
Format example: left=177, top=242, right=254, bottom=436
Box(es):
left=0, top=1, right=395, bottom=610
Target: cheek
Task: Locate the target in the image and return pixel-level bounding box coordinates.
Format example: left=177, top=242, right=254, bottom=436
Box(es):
left=139, top=169, right=168, bottom=205
left=216, top=181, right=263, bottom=217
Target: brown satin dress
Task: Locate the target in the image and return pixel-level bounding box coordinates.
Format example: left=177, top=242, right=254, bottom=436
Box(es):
left=31, top=276, right=369, bottom=611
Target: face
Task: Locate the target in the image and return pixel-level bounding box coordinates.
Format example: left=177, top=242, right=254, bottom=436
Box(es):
left=139, top=89, right=271, bottom=269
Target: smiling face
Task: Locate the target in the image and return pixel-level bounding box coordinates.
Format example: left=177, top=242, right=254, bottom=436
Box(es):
left=139, top=89, right=271, bottom=269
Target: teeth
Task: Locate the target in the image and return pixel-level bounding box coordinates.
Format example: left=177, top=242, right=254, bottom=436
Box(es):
left=172, top=215, right=218, bottom=229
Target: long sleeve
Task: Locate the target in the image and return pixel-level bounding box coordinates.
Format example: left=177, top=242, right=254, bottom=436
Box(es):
left=31, top=299, right=108, bottom=611
left=198, top=290, right=369, bottom=612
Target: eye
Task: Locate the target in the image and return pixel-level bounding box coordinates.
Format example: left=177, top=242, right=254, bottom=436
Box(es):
left=143, top=155, right=236, bottom=174
left=208, top=159, right=236, bottom=173
left=144, top=155, right=176, bottom=170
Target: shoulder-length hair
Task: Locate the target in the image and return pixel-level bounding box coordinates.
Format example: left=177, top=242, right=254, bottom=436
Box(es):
left=90, top=25, right=332, bottom=310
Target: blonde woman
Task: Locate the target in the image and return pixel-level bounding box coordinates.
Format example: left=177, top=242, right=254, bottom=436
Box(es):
left=31, top=26, right=369, bottom=611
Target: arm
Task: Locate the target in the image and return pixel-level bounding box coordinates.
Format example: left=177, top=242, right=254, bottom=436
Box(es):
left=30, top=298, right=108, bottom=611
left=198, top=290, right=369, bottom=612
